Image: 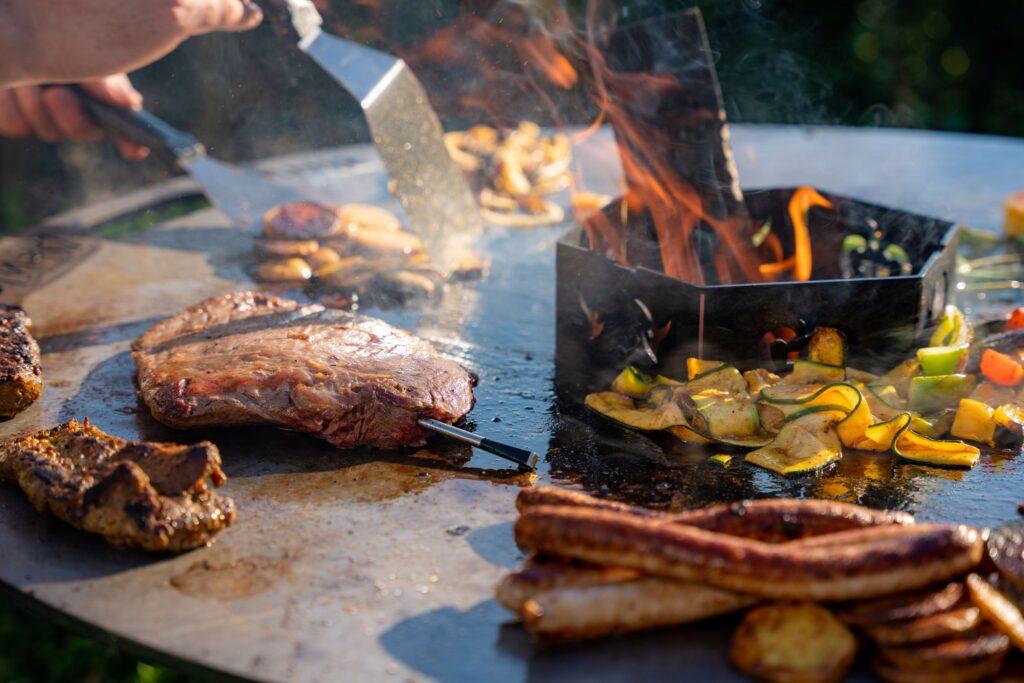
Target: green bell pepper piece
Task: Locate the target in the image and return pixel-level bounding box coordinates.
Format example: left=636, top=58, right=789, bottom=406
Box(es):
left=907, top=374, right=978, bottom=415
left=917, top=345, right=968, bottom=376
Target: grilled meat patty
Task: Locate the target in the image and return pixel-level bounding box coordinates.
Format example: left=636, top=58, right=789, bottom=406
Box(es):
left=133, top=291, right=475, bottom=448
left=0, top=419, right=235, bottom=552
left=0, top=305, right=42, bottom=417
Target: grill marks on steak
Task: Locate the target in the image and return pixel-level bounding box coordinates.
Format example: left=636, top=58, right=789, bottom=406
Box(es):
left=132, top=292, right=475, bottom=448
left=0, top=419, right=235, bottom=552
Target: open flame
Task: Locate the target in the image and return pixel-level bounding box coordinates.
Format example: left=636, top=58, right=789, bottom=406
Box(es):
left=324, top=2, right=842, bottom=287
left=758, top=187, right=834, bottom=282
left=568, top=8, right=766, bottom=286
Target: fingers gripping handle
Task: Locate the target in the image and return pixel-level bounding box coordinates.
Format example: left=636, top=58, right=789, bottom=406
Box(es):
left=70, top=85, right=205, bottom=166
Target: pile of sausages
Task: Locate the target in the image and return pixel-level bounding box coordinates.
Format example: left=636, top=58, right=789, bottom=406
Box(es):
left=498, top=488, right=985, bottom=641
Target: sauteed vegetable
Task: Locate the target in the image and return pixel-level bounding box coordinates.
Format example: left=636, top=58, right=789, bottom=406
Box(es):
left=586, top=305, right=1024, bottom=475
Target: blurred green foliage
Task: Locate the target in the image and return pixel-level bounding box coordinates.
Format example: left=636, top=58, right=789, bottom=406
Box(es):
left=0, top=599, right=199, bottom=683
left=656, top=0, right=1020, bottom=134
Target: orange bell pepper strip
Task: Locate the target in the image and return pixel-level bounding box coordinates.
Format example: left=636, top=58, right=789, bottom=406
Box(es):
left=980, top=348, right=1024, bottom=386
left=1008, top=307, right=1024, bottom=330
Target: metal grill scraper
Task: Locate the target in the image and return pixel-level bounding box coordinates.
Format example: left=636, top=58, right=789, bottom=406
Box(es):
left=265, top=0, right=482, bottom=272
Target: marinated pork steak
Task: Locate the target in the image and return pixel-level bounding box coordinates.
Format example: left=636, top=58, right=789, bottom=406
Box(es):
left=0, top=419, right=235, bottom=552
left=133, top=291, right=475, bottom=448
left=0, top=305, right=42, bottom=417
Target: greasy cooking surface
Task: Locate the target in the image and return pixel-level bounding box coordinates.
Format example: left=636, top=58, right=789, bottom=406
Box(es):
left=133, top=291, right=474, bottom=448
left=1, top=126, right=1022, bottom=682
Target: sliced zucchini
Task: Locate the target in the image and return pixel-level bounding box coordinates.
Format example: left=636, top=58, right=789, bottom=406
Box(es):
left=707, top=454, right=734, bottom=467
left=786, top=359, right=845, bottom=385
left=687, top=358, right=725, bottom=381
left=908, top=411, right=956, bottom=439
left=684, top=363, right=747, bottom=395
left=745, top=411, right=843, bottom=476
left=907, top=374, right=978, bottom=414
left=679, top=391, right=772, bottom=448
left=743, top=368, right=781, bottom=395
left=846, top=367, right=879, bottom=383
left=762, top=382, right=871, bottom=450
left=893, top=428, right=980, bottom=468
left=689, top=391, right=761, bottom=438
left=610, top=366, right=655, bottom=398
left=864, top=384, right=905, bottom=421
left=861, top=413, right=912, bottom=451
left=584, top=390, right=686, bottom=431
left=807, top=327, right=848, bottom=366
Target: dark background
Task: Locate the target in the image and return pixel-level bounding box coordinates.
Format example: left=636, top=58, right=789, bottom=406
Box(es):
left=0, top=1, right=1017, bottom=681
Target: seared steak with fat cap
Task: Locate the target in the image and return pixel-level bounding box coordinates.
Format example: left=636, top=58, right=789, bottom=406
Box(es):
left=132, top=291, right=475, bottom=448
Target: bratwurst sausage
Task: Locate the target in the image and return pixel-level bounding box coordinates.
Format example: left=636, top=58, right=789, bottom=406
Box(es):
left=515, top=505, right=983, bottom=601
left=516, top=487, right=914, bottom=542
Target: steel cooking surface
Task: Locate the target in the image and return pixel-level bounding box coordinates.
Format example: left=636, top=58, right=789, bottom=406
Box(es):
left=1, top=125, right=1022, bottom=682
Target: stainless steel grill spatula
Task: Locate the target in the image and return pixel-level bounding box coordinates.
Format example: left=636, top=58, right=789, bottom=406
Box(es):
left=73, top=86, right=305, bottom=230
left=263, top=0, right=482, bottom=272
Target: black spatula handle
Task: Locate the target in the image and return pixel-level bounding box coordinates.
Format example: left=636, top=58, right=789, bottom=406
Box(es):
left=69, top=85, right=205, bottom=165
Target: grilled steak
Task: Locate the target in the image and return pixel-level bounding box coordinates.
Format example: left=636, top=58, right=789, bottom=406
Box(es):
left=132, top=291, right=475, bottom=448
left=0, top=305, right=42, bottom=417
left=0, top=419, right=235, bottom=552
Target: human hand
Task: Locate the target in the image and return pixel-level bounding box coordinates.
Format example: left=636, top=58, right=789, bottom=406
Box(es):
left=1, top=0, right=263, bottom=87
left=0, top=74, right=149, bottom=160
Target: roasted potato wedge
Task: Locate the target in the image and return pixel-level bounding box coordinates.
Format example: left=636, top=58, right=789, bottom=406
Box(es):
left=730, top=603, right=856, bottom=683
left=254, top=238, right=320, bottom=257
left=257, top=258, right=312, bottom=282
left=337, top=203, right=402, bottom=233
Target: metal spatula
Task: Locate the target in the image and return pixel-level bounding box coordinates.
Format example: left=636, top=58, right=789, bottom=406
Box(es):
left=263, top=0, right=482, bottom=272
left=73, top=86, right=304, bottom=230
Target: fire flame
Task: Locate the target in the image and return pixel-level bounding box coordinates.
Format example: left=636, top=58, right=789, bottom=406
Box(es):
left=324, top=2, right=837, bottom=286
left=759, top=187, right=834, bottom=282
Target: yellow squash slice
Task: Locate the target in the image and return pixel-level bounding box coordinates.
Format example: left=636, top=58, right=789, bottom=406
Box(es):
left=687, top=358, right=724, bottom=380
left=685, top=363, right=748, bottom=395
left=762, top=383, right=873, bottom=450
left=894, top=426, right=980, bottom=468
left=746, top=411, right=843, bottom=476
left=584, top=390, right=687, bottom=431
left=860, top=413, right=912, bottom=451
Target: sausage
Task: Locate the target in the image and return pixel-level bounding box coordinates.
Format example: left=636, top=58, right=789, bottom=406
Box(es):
left=521, top=578, right=757, bottom=641
left=516, top=487, right=914, bottom=542
left=495, top=561, right=639, bottom=613
left=839, top=582, right=965, bottom=626
left=514, top=505, right=983, bottom=601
